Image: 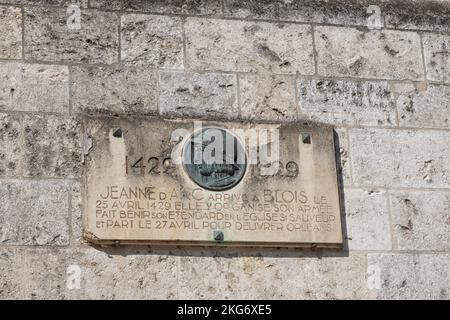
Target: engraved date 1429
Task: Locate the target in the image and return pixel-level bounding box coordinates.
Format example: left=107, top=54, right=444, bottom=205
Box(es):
left=125, top=156, right=299, bottom=177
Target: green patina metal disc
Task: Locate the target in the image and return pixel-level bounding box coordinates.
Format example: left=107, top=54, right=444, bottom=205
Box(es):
left=183, top=128, right=247, bottom=191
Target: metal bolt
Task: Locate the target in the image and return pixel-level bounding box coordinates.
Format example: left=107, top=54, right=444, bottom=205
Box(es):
left=112, top=128, right=122, bottom=138
left=302, top=133, right=311, bottom=144
left=213, top=230, right=224, bottom=242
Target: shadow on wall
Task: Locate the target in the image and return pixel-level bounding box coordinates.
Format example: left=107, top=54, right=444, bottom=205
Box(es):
left=87, top=127, right=350, bottom=259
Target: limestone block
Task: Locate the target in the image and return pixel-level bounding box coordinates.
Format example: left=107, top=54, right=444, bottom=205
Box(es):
left=185, top=18, right=314, bottom=74
left=159, top=71, right=238, bottom=119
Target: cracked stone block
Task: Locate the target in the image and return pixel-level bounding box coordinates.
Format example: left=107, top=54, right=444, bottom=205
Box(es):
left=390, top=190, right=450, bottom=251
left=0, top=247, right=178, bottom=299
left=91, top=0, right=221, bottom=15
left=159, top=71, right=238, bottom=119
left=121, top=14, right=183, bottom=68
left=185, top=18, right=314, bottom=74
left=240, top=74, right=297, bottom=121
left=350, top=128, right=450, bottom=188
left=368, top=253, right=450, bottom=299
left=298, top=78, right=396, bottom=126
left=344, top=188, right=391, bottom=250
left=0, top=179, right=70, bottom=246
left=71, top=65, right=158, bottom=116
left=0, top=62, right=69, bottom=113
left=315, top=26, right=424, bottom=80
left=198, top=253, right=370, bottom=299
left=24, top=7, right=119, bottom=64
left=23, top=115, right=82, bottom=178
left=397, top=83, right=449, bottom=129
left=0, top=6, right=22, bottom=59
left=0, top=113, right=22, bottom=177
left=423, top=33, right=449, bottom=83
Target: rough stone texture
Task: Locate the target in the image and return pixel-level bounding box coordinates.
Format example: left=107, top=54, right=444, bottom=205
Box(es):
left=178, top=252, right=369, bottom=299
left=298, top=78, right=396, bottom=126
left=368, top=253, right=450, bottom=299
left=344, top=188, right=391, bottom=250
left=90, top=0, right=221, bottom=15
left=159, top=72, right=238, bottom=119
left=334, top=127, right=351, bottom=185
left=390, top=190, right=450, bottom=251
left=315, top=26, right=424, bottom=80
left=350, top=128, right=450, bottom=188
left=71, top=65, right=158, bottom=116
left=0, top=113, right=22, bottom=177
left=185, top=18, right=314, bottom=74
left=0, top=6, right=22, bottom=59
left=0, top=247, right=178, bottom=299
left=0, top=0, right=88, bottom=7
left=224, top=0, right=450, bottom=33
left=0, top=180, right=70, bottom=246
left=383, top=1, right=450, bottom=32
left=240, top=74, right=297, bottom=121
left=397, top=83, right=449, bottom=129
left=23, top=115, right=81, bottom=178
left=121, top=14, right=183, bottom=68
left=0, top=0, right=448, bottom=300
left=70, top=182, right=83, bottom=245
left=0, top=62, right=69, bottom=113
left=223, top=0, right=369, bottom=26
left=24, top=7, right=119, bottom=64
left=423, top=33, right=449, bottom=83
left=224, top=0, right=450, bottom=31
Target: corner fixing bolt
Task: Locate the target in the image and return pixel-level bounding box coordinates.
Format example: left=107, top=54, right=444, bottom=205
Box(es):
left=302, top=133, right=311, bottom=144
left=112, top=128, right=123, bottom=138
left=213, top=230, right=224, bottom=242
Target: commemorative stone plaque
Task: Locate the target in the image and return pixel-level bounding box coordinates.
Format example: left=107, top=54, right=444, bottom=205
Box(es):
left=83, top=118, right=343, bottom=247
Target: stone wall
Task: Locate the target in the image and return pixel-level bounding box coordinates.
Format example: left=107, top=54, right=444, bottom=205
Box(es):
left=0, top=0, right=449, bottom=299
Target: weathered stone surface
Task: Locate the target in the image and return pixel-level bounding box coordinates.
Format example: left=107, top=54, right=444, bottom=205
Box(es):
left=121, top=14, right=183, bottom=68
left=0, top=62, right=69, bottom=113
left=344, top=188, right=391, bottom=250
left=0, top=179, right=70, bottom=246
left=383, top=1, right=450, bottom=32
left=223, top=0, right=368, bottom=25
left=333, top=127, right=351, bottom=185
left=0, top=113, right=22, bottom=177
left=390, top=190, right=450, bottom=251
left=159, top=72, right=238, bottom=119
left=70, top=182, right=83, bottom=245
left=91, top=0, right=221, bottom=15
left=177, top=252, right=369, bottom=299
left=298, top=78, right=396, bottom=126
left=23, top=115, right=81, bottom=178
left=0, top=0, right=88, bottom=7
left=24, top=7, right=119, bottom=64
left=240, top=74, right=297, bottom=121
left=397, top=83, right=449, bottom=129
left=185, top=18, right=314, bottom=74
left=224, top=0, right=450, bottom=32
left=0, top=6, right=22, bottom=59
left=0, top=247, right=178, bottom=299
left=423, top=33, right=449, bottom=83
left=368, top=253, right=450, bottom=299
left=84, top=118, right=342, bottom=246
left=350, top=128, right=450, bottom=188
left=71, top=65, right=157, bottom=116
left=315, top=27, right=424, bottom=80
